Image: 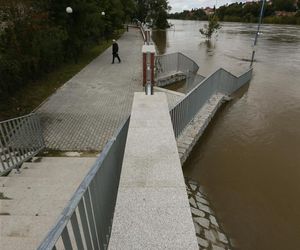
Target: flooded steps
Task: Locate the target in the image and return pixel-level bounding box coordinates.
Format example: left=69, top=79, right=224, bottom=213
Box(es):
left=177, top=94, right=228, bottom=164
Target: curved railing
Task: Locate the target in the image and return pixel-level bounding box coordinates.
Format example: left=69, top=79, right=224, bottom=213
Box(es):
left=155, top=52, right=199, bottom=87
left=138, top=22, right=146, bottom=43
left=170, top=68, right=253, bottom=138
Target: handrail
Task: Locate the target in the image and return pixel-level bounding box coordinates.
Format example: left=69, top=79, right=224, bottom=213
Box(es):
left=0, top=113, right=45, bottom=175
left=38, top=116, right=130, bottom=250
left=155, top=52, right=199, bottom=87
left=170, top=67, right=253, bottom=138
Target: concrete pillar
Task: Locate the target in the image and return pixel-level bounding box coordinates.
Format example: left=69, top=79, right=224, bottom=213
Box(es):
left=142, top=45, right=155, bottom=95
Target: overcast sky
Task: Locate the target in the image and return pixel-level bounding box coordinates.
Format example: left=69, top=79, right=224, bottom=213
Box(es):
left=169, top=0, right=250, bottom=13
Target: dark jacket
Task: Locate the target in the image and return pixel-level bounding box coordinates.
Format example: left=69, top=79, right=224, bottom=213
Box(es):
left=112, top=43, right=119, bottom=55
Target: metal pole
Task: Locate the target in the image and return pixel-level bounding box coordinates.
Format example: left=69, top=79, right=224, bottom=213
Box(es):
left=250, top=0, right=266, bottom=67
left=145, top=52, right=153, bottom=95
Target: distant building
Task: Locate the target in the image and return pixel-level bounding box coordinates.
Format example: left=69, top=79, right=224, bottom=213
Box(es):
left=204, top=7, right=214, bottom=16
left=275, top=11, right=297, bottom=17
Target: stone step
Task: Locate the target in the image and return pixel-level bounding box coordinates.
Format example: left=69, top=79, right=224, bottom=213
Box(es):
left=0, top=185, right=79, bottom=201
left=8, top=169, right=90, bottom=186
left=0, top=236, right=42, bottom=250
left=23, top=156, right=97, bottom=167
left=0, top=215, right=56, bottom=239
left=12, top=157, right=96, bottom=173
left=0, top=176, right=81, bottom=188
left=0, top=199, right=68, bottom=217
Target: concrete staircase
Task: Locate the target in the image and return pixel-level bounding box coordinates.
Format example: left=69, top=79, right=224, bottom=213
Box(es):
left=0, top=157, right=96, bottom=250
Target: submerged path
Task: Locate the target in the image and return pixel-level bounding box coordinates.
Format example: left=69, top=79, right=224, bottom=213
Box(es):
left=37, top=29, right=144, bottom=151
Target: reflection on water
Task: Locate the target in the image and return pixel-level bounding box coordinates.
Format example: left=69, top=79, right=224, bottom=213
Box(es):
left=154, top=20, right=300, bottom=250
left=152, top=30, right=167, bottom=54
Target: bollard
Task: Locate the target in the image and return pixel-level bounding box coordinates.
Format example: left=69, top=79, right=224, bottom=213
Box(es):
left=142, top=45, right=155, bottom=95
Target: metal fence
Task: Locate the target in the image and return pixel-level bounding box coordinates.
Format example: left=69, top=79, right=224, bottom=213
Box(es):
left=155, top=53, right=199, bottom=86
left=139, top=22, right=146, bottom=44
left=170, top=68, right=253, bottom=138
left=0, top=113, right=45, bottom=175
left=38, top=117, right=130, bottom=250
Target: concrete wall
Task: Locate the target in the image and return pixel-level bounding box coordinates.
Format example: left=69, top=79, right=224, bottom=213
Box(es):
left=109, top=92, right=198, bottom=250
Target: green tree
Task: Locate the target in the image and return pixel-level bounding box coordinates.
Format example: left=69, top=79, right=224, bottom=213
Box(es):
left=135, top=0, right=170, bottom=29
left=272, top=0, right=297, bottom=11
left=199, top=15, right=221, bottom=40
left=0, top=0, right=134, bottom=98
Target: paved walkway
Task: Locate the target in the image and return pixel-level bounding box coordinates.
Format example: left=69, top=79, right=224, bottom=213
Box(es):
left=37, top=29, right=182, bottom=151
left=37, top=29, right=143, bottom=151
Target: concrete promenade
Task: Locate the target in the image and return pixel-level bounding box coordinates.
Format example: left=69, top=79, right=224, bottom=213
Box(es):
left=37, top=29, right=181, bottom=151
left=109, top=93, right=198, bottom=250
left=37, top=29, right=142, bottom=151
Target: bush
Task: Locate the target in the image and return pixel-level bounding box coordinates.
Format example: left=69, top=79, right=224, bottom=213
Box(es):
left=200, top=15, right=221, bottom=40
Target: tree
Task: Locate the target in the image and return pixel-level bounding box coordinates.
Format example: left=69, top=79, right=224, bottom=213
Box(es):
left=272, top=0, right=297, bottom=12
left=199, top=15, right=221, bottom=40
left=135, top=0, right=170, bottom=29
left=0, top=0, right=136, bottom=98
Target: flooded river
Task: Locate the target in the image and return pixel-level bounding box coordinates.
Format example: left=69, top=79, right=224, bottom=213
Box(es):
left=153, top=20, right=300, bottom=249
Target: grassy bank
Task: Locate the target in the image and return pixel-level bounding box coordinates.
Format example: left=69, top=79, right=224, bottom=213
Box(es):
left=0, top=30, right=124, bottom=121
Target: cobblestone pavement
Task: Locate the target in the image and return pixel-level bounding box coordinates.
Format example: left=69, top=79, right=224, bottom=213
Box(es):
left=186, top=178, right=233, bottom=250
left=36, top=29, right=142, bottom=151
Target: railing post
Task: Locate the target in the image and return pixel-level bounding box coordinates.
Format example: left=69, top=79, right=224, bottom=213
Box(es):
left=145, top=29, right=151, bottom=45
left=142, top=44, right=155, bottom=95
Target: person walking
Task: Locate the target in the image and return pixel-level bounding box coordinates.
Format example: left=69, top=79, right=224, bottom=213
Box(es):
left=112, top=39, right=121, bottom=64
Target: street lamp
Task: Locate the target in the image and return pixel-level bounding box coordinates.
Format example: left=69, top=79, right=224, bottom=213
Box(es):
left=66, top=7, right=73, bottom=14
left=101, top=11, right=105, bottom=16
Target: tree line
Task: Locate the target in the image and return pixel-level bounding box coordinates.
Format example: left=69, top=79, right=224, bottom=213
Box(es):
left=0, top=0, right=169, bottom=100
left=169, top=0, right=300, bottom=24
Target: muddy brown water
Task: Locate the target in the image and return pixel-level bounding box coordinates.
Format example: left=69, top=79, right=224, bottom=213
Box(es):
left=153, top=20, right=300, bottom=250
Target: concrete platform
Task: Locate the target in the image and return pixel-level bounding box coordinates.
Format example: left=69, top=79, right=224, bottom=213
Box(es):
left=37, top=29, right=144, bottom=151
left=108, top=93, right=198, bottom=250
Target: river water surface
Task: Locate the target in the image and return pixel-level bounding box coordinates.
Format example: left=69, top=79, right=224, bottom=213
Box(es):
left=153, top=20, right=300, bottom=249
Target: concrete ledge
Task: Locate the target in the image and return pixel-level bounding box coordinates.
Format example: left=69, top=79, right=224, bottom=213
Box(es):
left=177, top=94, right=227, bottom=164
left=109, top=93, right=198, bottom=250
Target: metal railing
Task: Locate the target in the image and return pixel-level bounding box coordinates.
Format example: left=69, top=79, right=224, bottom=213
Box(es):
left=155, top=53, right=199, bottom=86
left=139, top=22, right=146, bottom=44
left=38, top=117, right=130, bottom=250
left=170, top=68, right=253, bottom=138
left=0, top=113, right=45, bottom=175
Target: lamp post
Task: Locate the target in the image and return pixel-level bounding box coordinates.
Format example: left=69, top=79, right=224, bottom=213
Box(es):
left=250, top=0, right=266, bottom=67
left=66, top=7, right=73, bottom=14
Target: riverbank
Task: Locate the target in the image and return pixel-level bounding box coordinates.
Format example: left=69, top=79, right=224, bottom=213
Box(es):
left=161, top=20, right=300, bottom=249
left=169, top=16, right=300, bottom=25
left=0, top=30, right=124, bottom=121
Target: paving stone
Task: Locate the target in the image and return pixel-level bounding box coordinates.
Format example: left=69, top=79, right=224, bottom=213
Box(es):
left=197, top=237, right=209, bottom=248
left=198, top=202, right=211, bottom=214
left=195, top=195, right=209, bottom=205
left=194, top=217, right=210, bottom=229
left=193, top=222, right=201, bottom=235
left=205, top=229, right=217, bottom=243
left=217, top=232, right=229, bottom=244
left=209, top=215, right=219, bottom=227
left=189, top=197, right=197, bottom=208
left=212, top=244, right=225, bottom=250
left=191, top=207, right=205, bottom=218
left=190, top=183, right=197, bottom=191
